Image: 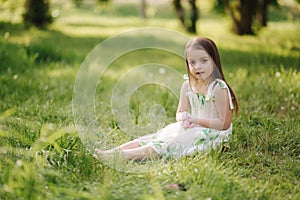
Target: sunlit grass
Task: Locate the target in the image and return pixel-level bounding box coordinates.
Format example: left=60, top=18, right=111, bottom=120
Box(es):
left=0, top=1, right=300, bottom=199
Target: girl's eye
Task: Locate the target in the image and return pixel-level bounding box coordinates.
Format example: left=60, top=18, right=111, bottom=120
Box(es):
left=201, top=59, right=208, bottom=63
left=189, top=61, right=195, bottom=65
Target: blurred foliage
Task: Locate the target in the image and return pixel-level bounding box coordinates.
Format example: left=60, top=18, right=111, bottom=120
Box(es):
left=71, top=0, right=112, bottom=7
left=212, top=0, right=226, bottom=13
left=72, top=0, right=84, bottom=7
left=97, top=0, right=111, bottom=4
left=0, top=0, right=24, bottom=22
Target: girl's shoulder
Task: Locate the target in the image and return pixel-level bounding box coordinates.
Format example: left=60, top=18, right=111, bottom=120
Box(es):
left=210, top=79, right=230, bottom=94
left=181, top=74, right=190, bottom=89
left=181, top=79, right=190, bottom=91
left=207, top=79, right=227, bottom=94
left=180, top=76, right=190, bottom=96
left=211, top=79, right=234, bottom=109
left=183, top=74, right=189, bottom=80
left=215, top=79, right=228, bottom=89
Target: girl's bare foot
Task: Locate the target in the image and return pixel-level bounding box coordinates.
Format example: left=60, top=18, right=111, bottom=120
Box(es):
left=93, top=149, right=103, bottom=159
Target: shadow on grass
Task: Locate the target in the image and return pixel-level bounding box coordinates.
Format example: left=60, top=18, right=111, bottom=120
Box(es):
left=219, top=48, right=300, bottom=73
left=1, top=21, right=299, bottom=74
left=0, top=23, right=107, bottom=73
left=0, top=21, right=26, bottom=36
left=0, top=21, right=299, bottom=114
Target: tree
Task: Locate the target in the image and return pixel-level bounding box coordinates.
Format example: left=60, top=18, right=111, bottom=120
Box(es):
left=212, top=0, right=226, bottom=13
left=256, top=0, right=278, bottom=27
left=256, top=0, right=269, bottom=27
left=0, top=0, right=24, bottom=22
left=220, top=0, right=279, bottom=35
left=23, top=0, right=52, bottom=28
left=188, top=0, right=198, bottom=33
left=173, top=0, right=186, bottom=27
left=140, top=0, right=147, bottom=19
left=224, top=0, right=257, bottom=35
left=172, top=0, right=199, bottom=33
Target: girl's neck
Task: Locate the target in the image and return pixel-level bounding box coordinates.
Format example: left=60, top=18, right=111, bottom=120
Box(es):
left=190, top=77, right=214, bottom=94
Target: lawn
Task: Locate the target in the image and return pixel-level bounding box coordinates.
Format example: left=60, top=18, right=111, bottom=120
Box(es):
left=0, top=1, right=300, bottom=199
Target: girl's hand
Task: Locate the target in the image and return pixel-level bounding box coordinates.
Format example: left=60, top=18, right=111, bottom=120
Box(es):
left=177, top=112, right=195, bottom=128
left=186, top=118, right=199, bottom=125
left=181, top=120, right=195, bottom=128
left=176, top=111, right=191, bottom=121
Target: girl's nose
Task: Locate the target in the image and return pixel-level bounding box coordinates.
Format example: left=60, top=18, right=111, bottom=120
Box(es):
left=194, top=62, right=201, bottom=69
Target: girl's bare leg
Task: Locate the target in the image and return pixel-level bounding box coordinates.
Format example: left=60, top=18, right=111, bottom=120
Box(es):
left=95, top=145, right=158, bottom=161
left=94, top=140, right=141, bottom=159
left=95, top=140, right=140, bottom=154
left=108, top=140, right=141, bottom=151
left=121, top=145, right=159, bottom=160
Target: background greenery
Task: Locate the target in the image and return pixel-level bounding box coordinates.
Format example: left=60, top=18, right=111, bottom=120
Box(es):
left=0, top=0, right=299, bottom=199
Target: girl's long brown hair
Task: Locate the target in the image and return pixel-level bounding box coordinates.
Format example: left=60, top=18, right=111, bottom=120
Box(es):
left=185, top=37, right=239, bottom=114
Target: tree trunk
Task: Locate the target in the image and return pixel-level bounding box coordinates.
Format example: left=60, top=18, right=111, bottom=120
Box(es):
left=173, top=0, right=199, bottom=33
left=23, top=0, right=52, bottom=28
left=188, top=0, right=198, bottom=33
left=173, top=0, right=185, bottom=26
left=256, top=0, right=269, bottom=27
left=140, top=0, right=147, bottom=19
left=225, top=0, right=257, bottom=35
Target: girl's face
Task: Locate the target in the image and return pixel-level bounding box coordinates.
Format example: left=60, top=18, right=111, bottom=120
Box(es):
left=186, top=48, right=214, bottom=82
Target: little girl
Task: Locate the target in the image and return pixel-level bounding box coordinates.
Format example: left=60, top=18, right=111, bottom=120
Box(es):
left=94, top=37, right=238, bottom=160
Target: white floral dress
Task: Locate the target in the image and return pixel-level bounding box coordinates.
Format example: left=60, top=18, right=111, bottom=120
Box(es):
left=135, top=78, right=234, bottom=159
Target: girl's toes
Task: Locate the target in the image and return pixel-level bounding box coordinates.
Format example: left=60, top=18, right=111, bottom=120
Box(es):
left=93, top=153, right=98, bottom=159
left=93, top=149, right=103, bottom=159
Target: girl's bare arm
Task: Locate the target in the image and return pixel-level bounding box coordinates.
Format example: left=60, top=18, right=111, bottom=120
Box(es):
left=187, top=85, right=233, bottom=130
left=176, top=81, right=190, bottom=121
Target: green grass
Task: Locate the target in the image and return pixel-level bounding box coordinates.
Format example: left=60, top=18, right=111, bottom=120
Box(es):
left=0, top=1, right=300, bottom=199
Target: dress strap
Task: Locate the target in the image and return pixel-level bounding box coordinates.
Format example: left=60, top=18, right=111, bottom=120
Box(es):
left=206, top=79, right=234, bottom=110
